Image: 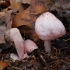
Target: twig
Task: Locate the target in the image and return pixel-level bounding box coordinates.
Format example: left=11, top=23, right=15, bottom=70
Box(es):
left=33, top=49, right=50, bottom=68
left=53, top=59, right=63, bottom=69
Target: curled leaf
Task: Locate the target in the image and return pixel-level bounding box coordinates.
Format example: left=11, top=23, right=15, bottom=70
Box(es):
left=12, top=8, right=32, bottom=33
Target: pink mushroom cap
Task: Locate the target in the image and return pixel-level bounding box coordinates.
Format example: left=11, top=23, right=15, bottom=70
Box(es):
left=35, top=12, right=66, bottom=40
left=24, top=39, right=38, bottom=53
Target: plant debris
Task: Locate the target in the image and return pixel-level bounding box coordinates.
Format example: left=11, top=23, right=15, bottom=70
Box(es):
left=0, top=0, right=70, bottom=70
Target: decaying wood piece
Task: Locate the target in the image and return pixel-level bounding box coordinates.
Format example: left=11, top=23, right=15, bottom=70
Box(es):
left=0, top=12, right=7, bottom=45
left=0, top=26, right=6, bottom=44
left=0, top=10, right=12, bottom=50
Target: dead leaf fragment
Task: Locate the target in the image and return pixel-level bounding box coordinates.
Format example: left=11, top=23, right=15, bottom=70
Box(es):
left=10, top=0, right=24, bottom=12
left=0, top=62, right=8, bottom=70
left=12, top=8, right=32, bottom=33
left=21, top=0, right=31, bottom=4
left=18, top=22, right=32, bottom=33
left=33, top=3, right=47, bottom=15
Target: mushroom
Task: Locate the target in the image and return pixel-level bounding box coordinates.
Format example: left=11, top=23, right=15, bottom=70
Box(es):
left=9, top=34, right=47, bottom=66
left=9, top=28, right=24, bottom=59
left=24, top=39, right=48, bottom=67
left=24, top=39, right=38, bottom=53
left=9, top=39, right=39, bottom=60
left=35, top=12, right=66, bottom=53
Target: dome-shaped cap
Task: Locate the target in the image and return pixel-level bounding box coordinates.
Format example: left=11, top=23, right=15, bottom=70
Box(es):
left=35, top=12, right=66, bottom=40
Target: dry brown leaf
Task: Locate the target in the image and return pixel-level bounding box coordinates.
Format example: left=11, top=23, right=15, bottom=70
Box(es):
left=12, top=8, right=32, bottom=33
left=17, top=22, right=32, bottom=33
left=12, top=8, right=31, bottom=26
left=9, top=0, right=24, bottom=12
left=12, top=7, right=31, bottom=27
left=21, top=0, right=31, bottom=4
left=33, top=3, right=47, bottom=15
left=0, top=62, right=8, bottom=70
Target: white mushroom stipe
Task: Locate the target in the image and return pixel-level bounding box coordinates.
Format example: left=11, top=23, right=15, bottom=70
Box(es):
left=10, top=53, right=19, bottom=61
left=35, top=12, right=66, bottom=53
left=10, top=28, right=24, bottom=59
left=44, top=41, right=51, bottom=54
left=10, top=53, right=29, bottom=61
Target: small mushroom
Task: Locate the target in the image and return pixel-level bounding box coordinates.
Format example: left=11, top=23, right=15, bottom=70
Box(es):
left=9, top=39, right=38, bottom=60
left=9, top=28, right=24, bottom=59
left=24, top=39, right=38, bottom=53
left=24, top=39, right=48, bottom=67
left=35, top=12, right=66, bottom=53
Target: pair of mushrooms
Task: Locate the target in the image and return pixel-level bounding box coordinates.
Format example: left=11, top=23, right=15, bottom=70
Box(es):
left=10, top=12, right=66, bottom=60
left=10, top=28, right=38, bottom=60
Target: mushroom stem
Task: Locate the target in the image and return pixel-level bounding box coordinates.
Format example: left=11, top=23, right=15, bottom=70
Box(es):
left=10, top=28, right=24, bottom=60
left=44, top=40, right=51, bottom=54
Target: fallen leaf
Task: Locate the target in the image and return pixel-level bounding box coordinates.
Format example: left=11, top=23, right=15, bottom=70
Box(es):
left=12, top=8, right=32, bottom=33
left=21, top=0, right=31, bottom=4
left=33, top=2, right=47, bottom=15
left=0, top=62, right=8, bottom=70
left=9, top=0, right=24, bottom=12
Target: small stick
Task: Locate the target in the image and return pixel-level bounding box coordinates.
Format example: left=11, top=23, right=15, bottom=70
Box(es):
left=33, top=49, right=49, bottom=67
left=53, top=59, right=63, bottom=69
